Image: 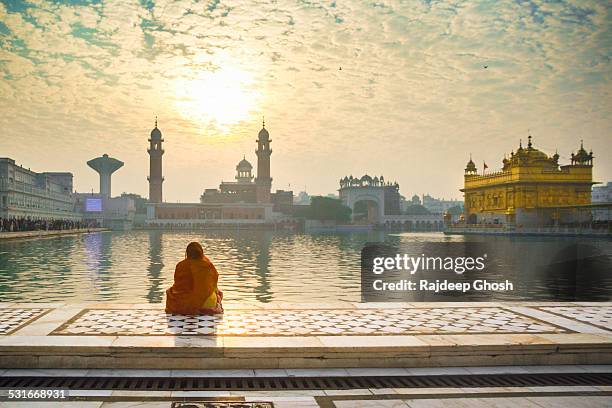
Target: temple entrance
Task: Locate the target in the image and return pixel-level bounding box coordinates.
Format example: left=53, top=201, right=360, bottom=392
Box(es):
left=353, top=200, right=380, bottom=224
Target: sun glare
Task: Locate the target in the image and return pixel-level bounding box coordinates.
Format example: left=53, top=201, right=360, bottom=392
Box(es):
left=174, top=65, right=260, bottom=132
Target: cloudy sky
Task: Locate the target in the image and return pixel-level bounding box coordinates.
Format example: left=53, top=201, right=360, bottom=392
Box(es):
left=1, top=0, right=610, bottom=202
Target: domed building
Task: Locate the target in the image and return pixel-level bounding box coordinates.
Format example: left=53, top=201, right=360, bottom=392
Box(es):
left=236, top=156, right=254, bottom=183
left=461, top=136, right=595, bottom=227
left=200, top=156, right=258, bottom=203
left=338, top=174, right=401, bottom=223
left=147, top=120, right=295, bottom=226
left=197, top=121, right=293, bottom=214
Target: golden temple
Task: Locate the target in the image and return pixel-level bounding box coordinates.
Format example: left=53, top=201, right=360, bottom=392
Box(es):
left=462, top=136, right=595, bottom=227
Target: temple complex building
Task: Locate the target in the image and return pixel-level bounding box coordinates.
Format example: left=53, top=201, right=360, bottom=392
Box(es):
left=201, top=157, right=257, bottom=204
left=461, top=136, right=596, bottom=227
left=0, top=158, right=81, bottom=221
left=199, top=121, right=292, bottom=214
left=146, top=120, right=295, bottom=227
left=338, top=175, right=401, bottom=223
left=421, top=194, right=463, bottom=214
left=592, top=182, right=612, bottom=222
left=338, top=175, right=444, bottom=230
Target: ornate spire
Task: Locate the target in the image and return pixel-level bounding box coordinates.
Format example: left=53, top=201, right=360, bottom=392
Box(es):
left=519, top=139, right=523, bottom=149
left=465, top=153, right=477, bottom=174
left=262, top=116, right=265, bottom=128
left=154, top=116, right=158, bottom=128
left=527, top=134, right=532, bottom=149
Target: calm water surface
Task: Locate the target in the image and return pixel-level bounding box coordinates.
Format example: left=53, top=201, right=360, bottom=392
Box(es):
left=0, top=230, right=610, bottom=303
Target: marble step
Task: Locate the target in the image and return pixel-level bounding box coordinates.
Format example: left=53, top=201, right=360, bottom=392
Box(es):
left=0, top=333, right=611, bottom=369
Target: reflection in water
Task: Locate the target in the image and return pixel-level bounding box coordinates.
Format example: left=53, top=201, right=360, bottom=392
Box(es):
left=84, top=232, right=103, bottom=293
left=364, top=237, right=612, bottom=302
left=540, top=243, right=611, bottom=301
left=147, top=231, right=164, bottom=303
left=253, top=231, right=271, bottom=303
left=0, top=231, right=609, bottom=303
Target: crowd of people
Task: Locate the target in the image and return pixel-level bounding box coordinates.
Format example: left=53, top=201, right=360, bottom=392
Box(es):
left=0, top=217, right=99, bottom=233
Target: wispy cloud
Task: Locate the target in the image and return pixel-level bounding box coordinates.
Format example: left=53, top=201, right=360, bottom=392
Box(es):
left=0, top=0, right=610, bottom=200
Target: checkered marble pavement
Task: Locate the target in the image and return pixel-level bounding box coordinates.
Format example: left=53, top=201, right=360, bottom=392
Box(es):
left=51, top=307, right=568, bottom=336
left=0, top=308, right=49, bottom=334
left=539, top=305, right=612, bottom=331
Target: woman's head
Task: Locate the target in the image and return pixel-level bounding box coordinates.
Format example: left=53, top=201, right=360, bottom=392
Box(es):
left=185, top=241, right=204, bottom=260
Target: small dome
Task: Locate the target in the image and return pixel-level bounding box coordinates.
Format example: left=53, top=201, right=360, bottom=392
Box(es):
left=526, top=148, right=549, bottom=161
left=360, top=174, right=373, bottom=184
left=572, top=141, right=593, bottom=165
left=236, top=157, right=252, bottom=171
left=258, top=126, right=269, bottom=140
left=465, top=158, right=477, bottom=172
left=150, top=126, right=162, bottom=139
left=519, top=136, right=549, bottom=162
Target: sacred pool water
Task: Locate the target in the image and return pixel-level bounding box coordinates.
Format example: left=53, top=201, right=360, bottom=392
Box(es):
left=0, top=230, right=610, bottom=303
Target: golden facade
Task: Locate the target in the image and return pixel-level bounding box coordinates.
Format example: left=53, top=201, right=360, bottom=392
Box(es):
left=461, top=137, right=595, bottom=226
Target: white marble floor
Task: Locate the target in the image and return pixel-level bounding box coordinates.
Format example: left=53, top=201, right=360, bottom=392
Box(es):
left=0, top=302, right=610, bottom=370
left=50, top=306, right=567, bottom=336
left=4, top=302, right=610, bottom=338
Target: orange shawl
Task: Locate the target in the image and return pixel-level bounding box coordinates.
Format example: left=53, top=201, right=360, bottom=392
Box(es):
left=165, top=256, right=223, bottom=315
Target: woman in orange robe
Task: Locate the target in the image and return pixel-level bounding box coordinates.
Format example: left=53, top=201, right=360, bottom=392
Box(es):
left=165, top=242, right=223, bottom=315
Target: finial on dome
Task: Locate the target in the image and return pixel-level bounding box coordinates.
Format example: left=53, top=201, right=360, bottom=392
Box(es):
left=519, top=139, right=522, bottom=149
left=155, top=116, right=158, bottom=128
left=528, top=133, right=532, bottom=149
left=262, top=116, right=265, bottom=128
left=581, top=139, right=584, bottom=149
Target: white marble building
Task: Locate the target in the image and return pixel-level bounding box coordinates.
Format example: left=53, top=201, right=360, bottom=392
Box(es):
left=0, top=157, right=81, bottom=220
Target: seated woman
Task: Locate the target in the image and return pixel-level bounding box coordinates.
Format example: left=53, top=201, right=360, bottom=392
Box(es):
left=165, top=242, right=223, bottom=315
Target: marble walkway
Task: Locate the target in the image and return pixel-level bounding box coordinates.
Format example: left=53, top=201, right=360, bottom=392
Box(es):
left=0, top=302, right=611, bottom=369
left=0, top=366, right=611, bottom=407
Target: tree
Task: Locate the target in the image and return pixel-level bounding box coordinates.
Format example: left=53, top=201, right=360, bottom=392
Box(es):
left=446, top=205, right=464, bottom=215
left=404, top=204, right=430, bottom=215
left=306, top=196, right=352, bottom=222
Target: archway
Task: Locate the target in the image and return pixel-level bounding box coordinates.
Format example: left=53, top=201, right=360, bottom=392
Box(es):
left=339, top=187, right=385, bottom=224
left=353, top=199, right=381, bottom=224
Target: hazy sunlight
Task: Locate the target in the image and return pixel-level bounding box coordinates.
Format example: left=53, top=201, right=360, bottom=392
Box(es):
left=174, top=65, right=260, bottom=132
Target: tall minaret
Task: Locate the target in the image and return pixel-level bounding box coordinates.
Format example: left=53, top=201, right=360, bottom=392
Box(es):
left=255, top=118, right=272, bottom=203
left=147, top=117, right=164, bottom=203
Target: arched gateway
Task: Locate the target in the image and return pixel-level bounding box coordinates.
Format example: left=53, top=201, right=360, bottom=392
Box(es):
left=338, top=175, right=400, bottom=223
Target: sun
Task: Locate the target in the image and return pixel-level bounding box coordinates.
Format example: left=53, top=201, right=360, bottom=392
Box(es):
left=174, top=64, right=260, bottom=132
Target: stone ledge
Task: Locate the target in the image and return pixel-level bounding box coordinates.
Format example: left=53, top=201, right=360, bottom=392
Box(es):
left=0, top=302, right=610, bottom=369
left=0, top=228, right=108, bottom=240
